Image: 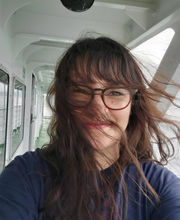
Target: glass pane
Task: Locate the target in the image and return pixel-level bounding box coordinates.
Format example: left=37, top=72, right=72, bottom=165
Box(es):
left=131, top=28, right=175, bottom=84
left=11, top=80, right=26, bottom=156
left=0, top=70, right=9, bottom=172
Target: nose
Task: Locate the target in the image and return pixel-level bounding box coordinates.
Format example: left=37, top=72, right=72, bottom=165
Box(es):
left=92, top=94, right=107, bottom=110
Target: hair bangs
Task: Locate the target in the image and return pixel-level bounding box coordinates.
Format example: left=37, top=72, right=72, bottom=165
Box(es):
left=68, top=52, right=140, bottom=90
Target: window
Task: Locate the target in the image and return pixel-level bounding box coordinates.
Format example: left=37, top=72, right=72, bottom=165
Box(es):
left=0, top=69, right=9, bottom=171
left=131, top=28, right=175, bottom=83
left=11, top=79, right=26, bottom=156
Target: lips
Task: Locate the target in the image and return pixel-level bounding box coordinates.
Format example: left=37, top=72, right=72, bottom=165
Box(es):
left=86, top=122, right=110, bottom=130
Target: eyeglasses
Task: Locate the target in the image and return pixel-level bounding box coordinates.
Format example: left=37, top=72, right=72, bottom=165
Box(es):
left=66, top=84, right=133, bottom=110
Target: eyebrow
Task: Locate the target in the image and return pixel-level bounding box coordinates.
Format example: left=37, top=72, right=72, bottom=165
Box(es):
left=71, top=80, right=119, bottom=87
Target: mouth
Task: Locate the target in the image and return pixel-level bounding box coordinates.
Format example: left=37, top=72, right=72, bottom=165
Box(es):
left=86, top=122, right=110, bottom=130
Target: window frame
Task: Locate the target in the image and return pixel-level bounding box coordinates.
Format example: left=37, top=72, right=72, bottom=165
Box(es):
left=0, top=69, right=9, bottom=171
left=11, top=77, right=26, bottom=157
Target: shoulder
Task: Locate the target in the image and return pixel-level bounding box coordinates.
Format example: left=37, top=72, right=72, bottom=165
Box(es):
left=141, top=162, right=180, bottom=220
left=0, top=147, right=48, bottom=193
left=6, top=148, right=45, bottom=169
left=0, top=148, right=49, bottom=194
left=0, top=148, right=48, bottom=219
left=140, top=162, right=180, bottom=195
left=1, top=148, right=47, bottom=178
left=126, top=161, right=180, bottom=198
left=126, top=161, right=180, bottom=188
left=125, top=162, right=180, bottom=219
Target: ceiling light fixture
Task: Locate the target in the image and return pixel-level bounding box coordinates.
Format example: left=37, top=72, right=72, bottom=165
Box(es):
left=60, top=0, right=94, bottom=12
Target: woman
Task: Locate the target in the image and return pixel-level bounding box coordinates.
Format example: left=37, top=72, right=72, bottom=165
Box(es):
left=0, top=36, right=180, bottom=220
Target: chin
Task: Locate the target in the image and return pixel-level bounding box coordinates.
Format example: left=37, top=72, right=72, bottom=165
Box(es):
left=89, top=131, right=119, bottom=151
left=84, top=123, right=124, bottom=152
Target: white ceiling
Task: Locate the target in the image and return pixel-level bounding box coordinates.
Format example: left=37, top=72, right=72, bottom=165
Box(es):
left=1, top=0, right=180, bottom=101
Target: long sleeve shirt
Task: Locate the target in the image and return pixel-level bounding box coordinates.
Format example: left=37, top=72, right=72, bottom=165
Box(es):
left=0, top=149, right=180, bottom=220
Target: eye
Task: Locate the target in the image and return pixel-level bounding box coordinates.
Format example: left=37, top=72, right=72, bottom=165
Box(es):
left=108, top=91, right=123, bottom=96
left=104, top=88, right=130, bottom=97
left=71, top=86, right=91, bottom=95
left=73, top=88, right=85, bottom=93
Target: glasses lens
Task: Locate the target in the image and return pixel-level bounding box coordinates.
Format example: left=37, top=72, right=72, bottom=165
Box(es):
left=67, top=85, right=91, bottom=107
left=104, top=88, right=130, bottom=109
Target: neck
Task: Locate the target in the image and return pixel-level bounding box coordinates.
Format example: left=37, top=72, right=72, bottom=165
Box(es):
left=95, top=142, right=120, bottom=170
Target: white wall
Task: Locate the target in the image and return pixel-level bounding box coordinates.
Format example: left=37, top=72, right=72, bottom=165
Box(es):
left=0, top=27, right=12, bottom=70
left=0, top=22, right=43, bottom=163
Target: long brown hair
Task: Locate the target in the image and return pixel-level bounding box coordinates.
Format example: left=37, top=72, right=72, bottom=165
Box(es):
left=39, top=36, right=180, bottom=220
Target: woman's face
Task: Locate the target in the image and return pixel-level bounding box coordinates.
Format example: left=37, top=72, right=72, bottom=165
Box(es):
left=71, top=79, right=132, bottom=154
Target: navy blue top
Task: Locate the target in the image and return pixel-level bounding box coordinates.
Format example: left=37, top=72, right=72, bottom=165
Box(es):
left=0, top=149, right=180, bottom=220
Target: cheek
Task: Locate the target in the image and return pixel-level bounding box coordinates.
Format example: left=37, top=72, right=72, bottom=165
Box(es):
left=111, top=107, right=131, bottom=130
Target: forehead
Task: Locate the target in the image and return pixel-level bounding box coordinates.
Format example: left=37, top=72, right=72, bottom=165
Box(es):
left=69, top=55, right=121, bottom=84
left=71, top=76, right=119, bottom=88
